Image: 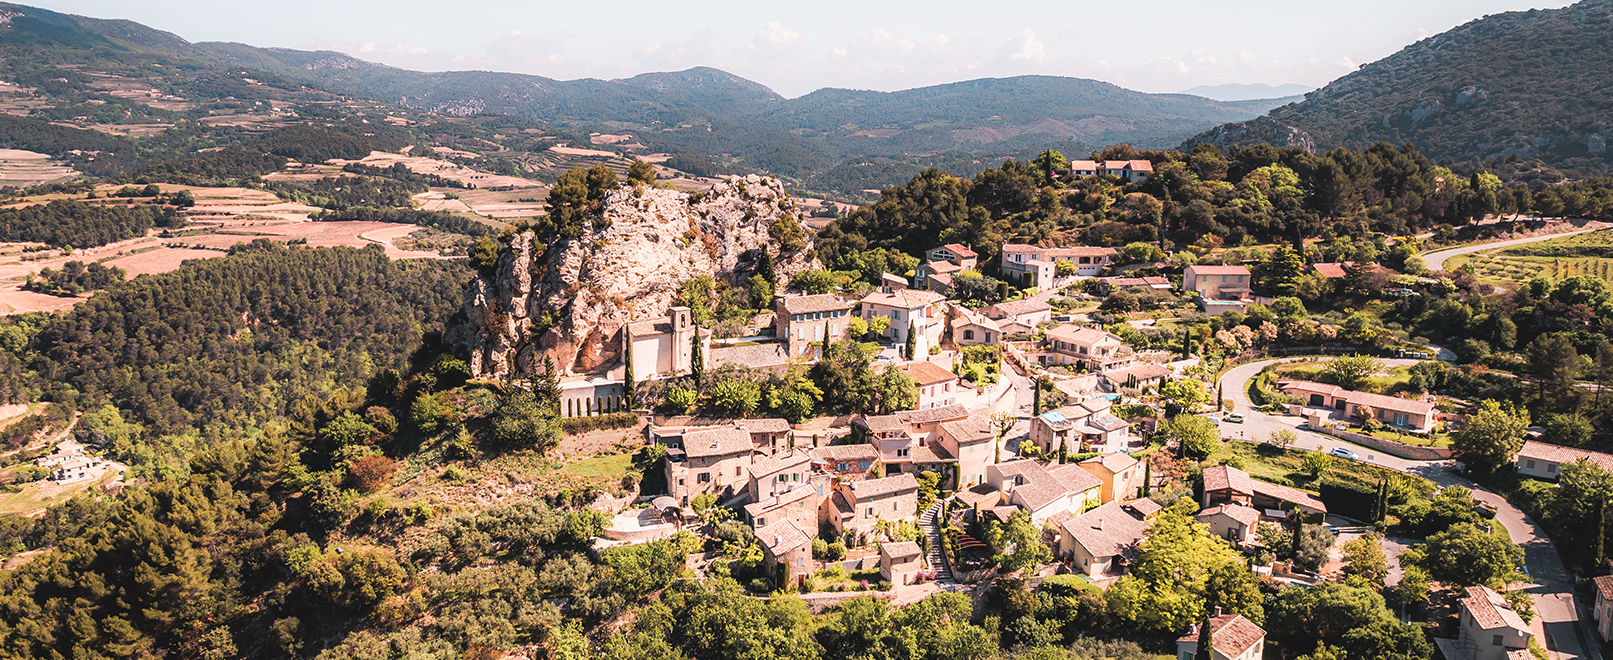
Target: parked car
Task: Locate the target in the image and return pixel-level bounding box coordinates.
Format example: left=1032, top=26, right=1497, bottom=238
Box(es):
left=1328, top=447, right=1359, bottom=460
left=1224, top=413, right=1244, bottom=424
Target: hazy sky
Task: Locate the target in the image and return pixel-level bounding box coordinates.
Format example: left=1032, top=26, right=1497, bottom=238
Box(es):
left=37, top=0, right=1575, bottom=98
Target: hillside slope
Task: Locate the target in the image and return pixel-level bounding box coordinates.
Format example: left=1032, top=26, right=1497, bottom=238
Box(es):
left=1186, top=0, right=1613, bottom=177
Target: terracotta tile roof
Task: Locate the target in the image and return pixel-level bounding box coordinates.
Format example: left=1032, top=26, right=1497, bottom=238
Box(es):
left=1188, top=265, right=1251, bottom=276
left=1517, top=440, right=1613, bottom=471
left=1593, top=575, right=1613, bottom=602
left=1343, top=390, right=1437, bottom=417
left=1250, top=480, right=1328, bottom=514
left=857, top=414, right=906, bottom=433
left=1461, top=586, right=1531, bottom=632
left=1104, top=276, right=1172, bottom=288
left=1176, top=615, right=1266, bottom=659
left=847, top=473, right=919, bottom=500
left=1070, top=160, right=1100, bottom=171
left=1277, top=380, right=1344, bottom=398
left=738, top=418, right=792, bottom=433
left=681, top=427, right=754, bottom=458
left=983, top=299, right=1052, bottom=319
left=909, top=444, right=953, bottom=463
left=1123, top=498, right=1162, bottom=517
left=757, top=518, right=812, bottom=556
left=1203, top=465, right=1254, bottom=495
left=1046, top=324, right=1123, bottom=346
left=894, top=404, right=969, bottom=425
left=956, top=484, right=1003, bottom=508
left=811, top=444, right=880, bottom=462
left=1080, top=452, right=1138, bottom=474
left=1060, top=501, right=1149, bottom=558
left=749, top=449, right=812, bottom=480
left=1311, top=263, right=1349, bottom=278
left=1000, top=244, right=1118, bottom=259
left=778, top=294, right=852, bottom=314
left=1198, top=503, right=1262, bottom=527
left=861, top=288, right=947, bottom=309
left=628, top=319, right=674, bottom=336
left=938, top=243, right=977, bottom=258
left=881, top=540, right=923, bottom=559
left=744, top=483, right=817, bottom=518
left=1102, top=364, right=1173, bottom=384
left=927, top=273, right=955, bottom=288
left=709, top=342, right=788, bottom=369
left=901, top=361, right=959, bottom=386
left=950, top=306, right=1002, bottom=333
left=1048, top=463, right=1103, bottom=493
left=939, top=416, right=995, bottom=444
left=925, top=260, right=964, bottom=275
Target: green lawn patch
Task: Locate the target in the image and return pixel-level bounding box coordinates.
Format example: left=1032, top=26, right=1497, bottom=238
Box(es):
left=559, top=453, right=633, bottom=481
left=1205, top=441, right=1414, bottom=492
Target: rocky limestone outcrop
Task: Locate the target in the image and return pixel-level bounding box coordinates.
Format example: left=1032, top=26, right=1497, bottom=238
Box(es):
left=448, top=175, right=817, bottom=379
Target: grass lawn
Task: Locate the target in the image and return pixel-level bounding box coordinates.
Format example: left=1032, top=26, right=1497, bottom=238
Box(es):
left=559, top=453, right=633, bottom=482
left=1268, top=362, right=1416, bottom=396
left=1205, top=441, right=1419, bottom=492
left=1354, top=426, right=1451, bottom=448
left=0, top=472, right=113, bottom=517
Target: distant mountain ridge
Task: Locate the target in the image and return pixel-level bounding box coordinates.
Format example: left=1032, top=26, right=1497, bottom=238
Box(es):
left=1185, top=0, right=1613, bottom=178
left=0, top=1, right=1295, bottom=195
left=1179, top=82, right=1314, bottom=102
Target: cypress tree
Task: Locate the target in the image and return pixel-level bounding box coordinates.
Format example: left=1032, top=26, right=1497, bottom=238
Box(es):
left=1057, top=435, right=1067, bottom=464
left=1596, top=496, right=1608, bottom=571
left=906, top=321, right=917, bottom=360
left=623, top=332, right=636, bottom=407
left=1143, top=460, right=1153, bottom=496
left=1033, top=377, right=1044, bottom=416
left=690, top=331, right=704, bottom=386
left=1196, top=615, right=1214, bottom=660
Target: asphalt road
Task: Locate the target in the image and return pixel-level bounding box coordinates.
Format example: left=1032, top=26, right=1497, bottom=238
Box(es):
left=1422, top=228, right=1600, bottom=272
left=1217, top=357, right=1595, bottom=660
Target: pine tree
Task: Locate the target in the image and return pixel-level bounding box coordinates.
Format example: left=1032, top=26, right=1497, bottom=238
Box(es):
left=758, top=249, right=776, bottom=286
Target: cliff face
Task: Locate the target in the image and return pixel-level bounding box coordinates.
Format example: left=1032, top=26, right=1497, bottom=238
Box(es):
left=448, top=175, right=816, bottom=378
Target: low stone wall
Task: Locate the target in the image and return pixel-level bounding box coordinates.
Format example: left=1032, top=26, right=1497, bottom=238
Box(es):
left=1315, top=426, right=1452, bottom=461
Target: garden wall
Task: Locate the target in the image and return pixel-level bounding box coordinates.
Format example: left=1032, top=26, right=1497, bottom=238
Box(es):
left=1314, top=426, right=1451, bottom=461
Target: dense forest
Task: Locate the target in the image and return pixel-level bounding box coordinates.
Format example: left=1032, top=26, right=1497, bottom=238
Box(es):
left=817, top=142, right=1613, bottom=271
left=1190, top=0, right=1613, bottom=178
left=0, top=200, right=181, bottom=247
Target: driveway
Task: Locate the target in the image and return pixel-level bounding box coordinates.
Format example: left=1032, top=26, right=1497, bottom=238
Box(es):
left=1422, top=228, right=1600, bottom=272
left=1218, top=357, right=1596, bottom=660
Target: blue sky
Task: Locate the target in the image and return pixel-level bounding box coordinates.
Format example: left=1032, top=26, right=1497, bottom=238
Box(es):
left=36, top=0, right=1575, bottom=97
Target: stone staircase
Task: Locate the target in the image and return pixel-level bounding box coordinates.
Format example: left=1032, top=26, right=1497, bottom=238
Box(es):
left=919, top=500, right=953, bottom=582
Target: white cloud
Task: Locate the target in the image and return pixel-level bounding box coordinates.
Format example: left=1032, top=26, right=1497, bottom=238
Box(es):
left=633, top=28, right=717, bottom=69
left=999, top=29, right=1049, bottom=65
left=736, top=22, right=810, bottom=61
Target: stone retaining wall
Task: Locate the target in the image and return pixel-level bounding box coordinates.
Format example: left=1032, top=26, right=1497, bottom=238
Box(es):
left=1315, top=426, right=1452, bottom=461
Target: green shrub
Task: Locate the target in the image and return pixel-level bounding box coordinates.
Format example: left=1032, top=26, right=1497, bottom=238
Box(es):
left=561, top=411, right=638, bottom=435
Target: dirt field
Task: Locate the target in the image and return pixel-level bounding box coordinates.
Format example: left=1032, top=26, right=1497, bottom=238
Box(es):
left=0, top=149, right=77, bottom=187
left=359, top=225, right=458, bottom=260
left=414, top=189, right=545, bottom=220
left=100, top=247, right=226, bottom=276
left=355, top=151, right=543, bottom=189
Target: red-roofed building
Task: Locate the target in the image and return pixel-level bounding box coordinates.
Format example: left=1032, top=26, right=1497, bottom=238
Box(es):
left=1196, top=503, right=1261, bottom=545
left=1515, top=440, right=1613, bottom=480
left=776, top=294, right=855, bottom=361
left=1594, top=575, right=1613, bottom=641
left=901, top=361, right=964, bottom=409
left=926, top=244, right=978, bottom=268
left=1202, top=465, right=1327, bottom=516
left=1042, top=324, right=1135, bottom=370
left=1455, top=585, right=1532, bottom=660
left=757, top=518, right=816, bottom=588
left=986, top=459, right=1103, bottom=526
left=1278, top=379, right=1438, bottom=433
left=1000, top=244, right=1117, bottom=286
left=1184, top=264, right=1252, bottom=316
left=1176, top=613, right=1266, bottom=660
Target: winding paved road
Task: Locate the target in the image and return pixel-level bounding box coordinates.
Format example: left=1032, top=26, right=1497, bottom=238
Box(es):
left=1422, top=228, right=1600, bottom=272
left=1217, top=357, right=1595, bottom=660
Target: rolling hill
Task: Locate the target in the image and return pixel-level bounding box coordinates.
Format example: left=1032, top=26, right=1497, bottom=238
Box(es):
left=0, top=1, right=1297, bottom=196
left=1185, top=0, right=1613, bottom=178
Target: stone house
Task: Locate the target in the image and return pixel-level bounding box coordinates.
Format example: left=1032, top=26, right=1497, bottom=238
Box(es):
left=916, top=244, right=978, bottom=290
left=744, top=476, right=826, bottom=531
left=902, top=361, right=963, bottom=410
left=1101, top=363, right=1173, bottom=393
left=1057, top=500, right=1154, bottom=577
left=981, top=299, right=1052, bottom=336
left=1183, top=265, right=1252, bottom=315
left=1175, top=612, right=1266, bottom=660
left=824, top=473, right=920, bottom=537
left=1593, top=575, right=1613, bottom=641
left=736, top=418, right=793, bottom=453
left=880, top=540, right=925, bottom=589
left=1000, top=244, right=1117, bottom=287
left=747, top=449, right=814, bottom=502
left=810, top=444, right=880, bottom=479
left=776, top=294, right=854, bottom=361
left=1042, top=324, right=1135, bottom=370
left=1453, top=586, right=1533, bottom=660
left=1196, top=503, right=1261, bottom=546
left=657, top=426, right=755, bottom=504
left=1201, top=465, right=1328, bottom=518
left=1029, top=397, right=1129, bottom=456
left=860, top=288, right=948, bottom=355
left=948, top=304, right=1001, bottom=346
left=1278, top=380, right=1438, bottom=434
left=852, top=404, right=972, bottom=477
left=757, top=518, right=816, bottom=589
left=987, top=459, right=1102, bottom=526
left=936, top=415, right=997, bottom=489
left=1078, top=452, right=1145, bottom=503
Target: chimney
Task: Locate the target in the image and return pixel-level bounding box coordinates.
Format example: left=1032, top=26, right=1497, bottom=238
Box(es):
left=1213, top=606, right=1222, bottom=617
left=775, top=534, right=782, bottom=546
left=1096, top=517, right=1104, bottom=530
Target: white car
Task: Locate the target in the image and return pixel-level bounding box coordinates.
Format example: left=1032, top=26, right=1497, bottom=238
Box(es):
left=1328, top=447, right=1359, bottom=461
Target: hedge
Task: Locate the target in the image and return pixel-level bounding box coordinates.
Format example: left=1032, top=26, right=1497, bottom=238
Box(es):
left=562, top=411, right=640, bottom=435
left=1319, top=480, right=1376, bottom=522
